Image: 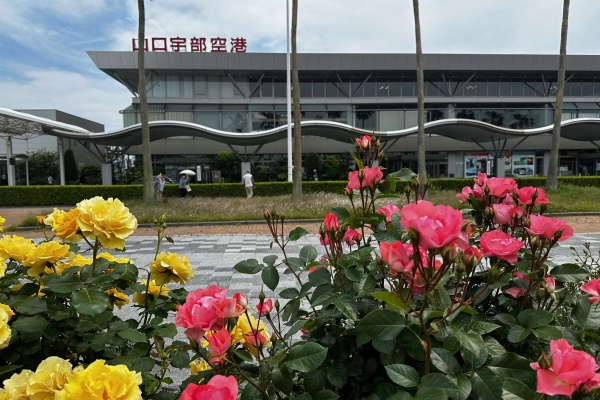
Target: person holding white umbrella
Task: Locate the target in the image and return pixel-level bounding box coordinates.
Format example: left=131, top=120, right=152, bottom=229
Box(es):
left=178, top=170, right=194, bottom=197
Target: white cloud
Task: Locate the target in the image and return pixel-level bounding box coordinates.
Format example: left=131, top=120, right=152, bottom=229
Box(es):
left=0, top=68, right=129, bottom=131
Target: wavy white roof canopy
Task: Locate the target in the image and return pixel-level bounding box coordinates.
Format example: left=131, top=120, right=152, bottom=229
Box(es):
left=2, top=107, right=600, bottom=148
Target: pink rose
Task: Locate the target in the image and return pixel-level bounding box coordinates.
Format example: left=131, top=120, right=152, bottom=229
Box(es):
left=455, top=186, right=473, bottom=203
left=379, top=241, right=415, bottom=274
left=256, top=299, right=273, bottom=316
left=347, top=171, right=360, bottom=190
left=175, top=285, right=228, bottom=342
left=362, top=167, right=383, bottom=188
left=214, top=298, right=245, bottom=318
left=401, top=201, right=465, bottom=250
left=516, top=186, right=550, bottom=205
left=492, top=204, right=515, bottom=226
left=505, top=272, right=530, bottom=299
left=377, top=204, right=401, bottom=223
left=583, top=373, right=600, bottom=394
left=323, top=213, right=339, bottom=231
left=526, top=215, right=574, bottom=242
left=485, top=177, right=517, bottom=198
left=581, top=278, right=600, bottom=304
left=530, top=339, right=598, bottom=397
left=206, top=328, right=232, bottom=363
left=356, top=135, right=372, bottom=149
left=246, top=328, right=268, bottom=347
left=342, top=228, right=362, bottom=246
left=180, top=375, right=238, bottom=400
left=233, top=292, right=248, bottom=308
left=479, top=230, right=524, bottom=264
left=543, top=275, right=556, bottom=293
left=463, top=246, right=482, bottom=269
left=474, top=173, right=487, bottom=186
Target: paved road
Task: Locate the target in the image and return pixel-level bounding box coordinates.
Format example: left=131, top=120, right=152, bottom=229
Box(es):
left=118, top=232, right=600, bottom=300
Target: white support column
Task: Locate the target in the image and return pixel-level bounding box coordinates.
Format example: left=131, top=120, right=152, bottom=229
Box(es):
left=57, top=137, right=65, bottom=185
left=6, top=136, right=15, bottom=186
left=25, top=158, right=30, bottom=186
left=495, top=157, right=505, bottom=177
left=286, top=0, right=292, bottom=182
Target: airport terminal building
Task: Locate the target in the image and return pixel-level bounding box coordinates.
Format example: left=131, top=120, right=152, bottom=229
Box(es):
left=87, top=51, right=600, bottom=181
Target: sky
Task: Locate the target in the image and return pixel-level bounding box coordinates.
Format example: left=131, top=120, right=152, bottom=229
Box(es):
left=1, top=0, right=599, bottom=132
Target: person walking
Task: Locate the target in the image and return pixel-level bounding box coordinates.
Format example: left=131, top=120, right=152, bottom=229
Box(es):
left=155, top=173, right=165, bottom=202
left=178, top=174, right=189, bottom=198
left=242, top=170, right=255, bottom=198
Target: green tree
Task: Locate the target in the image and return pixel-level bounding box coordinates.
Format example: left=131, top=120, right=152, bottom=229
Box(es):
left=80, top=165, right=102, bottom=184
left=26, top=150, right=59, bottom=185
left=213, top=152, right=240, bottom=182
left=303, top=152, right=322, bottom=180
left=138, top=0, right=153, bottom=202
left=547, top=0, right=570, bottom=191
left=63, top=149, right=79, bottom=184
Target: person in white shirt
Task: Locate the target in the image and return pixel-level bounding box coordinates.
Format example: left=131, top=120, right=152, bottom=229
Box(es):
left=242, top=171, right=255, bottom=198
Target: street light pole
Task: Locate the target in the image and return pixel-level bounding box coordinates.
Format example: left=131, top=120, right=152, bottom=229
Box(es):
left=286, top=0, right=293, bottom=182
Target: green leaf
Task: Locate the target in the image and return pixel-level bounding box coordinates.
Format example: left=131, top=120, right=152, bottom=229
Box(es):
left=533, top=325, right=563, bottom=340
left=431, top=348, right=462, bottom=375
left=284, top=319, right=309, bottom=340
left=304, top=369, right=327, bottom=395
left=44, top=274, right=83, bottom=293
left=326, top=363, right=348, bottom=389
left=487, top=353, right=536, bottom=387
left=453, top=374, right=472, bottom=400
left=9, top=296, right=48, bottom=315
left=501, top=377, right=535, bottom=400
left=314, top=390, right=340, bottom=400
left=354, top=273, right=377, bottom=297
left=387, top=168, right=417, bottom=181
left=118, top=328, right=147, bottom=343
left=71, top=287, right=109, bottom=316
left=517, top=309, right=553, bottom=329
left=420, top=373, right=458, bottom=398
left=358, top=309, right=405, bottom=340
left=447, top=326, right=485, bottom=358
left=572, top=296, right=600, bottom=330
left=550, top=263, right=589, bottom=283
left=0, top=365, right=22, bottom=377
left=233, top=259, right=263, bottom=274
left=507, top=326, right=531, bottom=343
left=113, top=263, right=138, bottom=281
left=371, top=291, right=408, bottom=313
left=308, top=268, right=331, bottom=286
left=299, top=245, right=318, bottom=263
left=288, top=227, right=309, bottom=241
left=471, top=370, right=503, bottom=400
left=465, top=321, right=501, bottom=335
left=494, top=313, right=517, bottom=326
left=284, top=342, right=327, bottom=372
left=414, top=387, right=447, bottom=400
left=279, top=288, right=300, bottom=299
left=261, top=266, right=279, bottom=291
left=385, top=364, right=419, bottom=388
left=332, top=294, right=358, bottom=321
left=263, top=255, right=278, bottom=267
left=132, top=356, right=156, bottom=372
left=271, top=367, right=293, bottom=395
left=12, top=315, right=48, bottom=332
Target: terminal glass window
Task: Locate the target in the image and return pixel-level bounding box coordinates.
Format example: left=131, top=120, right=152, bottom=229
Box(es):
left=363, top=79, right=377, bottom=97
left=487, top=78, right=499, bottom=96
left=313, top=79, right=325, bottom=97
left=511, top=78, right=524, bottom=97
left=261, top=79, right=273, bottom=97
left=389, top=78, right=401, bottom=96
left=234, top=77, right=249, bottom=98
left=581, top=77, right=593, bottom=96
left=273, top=79, right=286, bottom=98
left=194, top=76, right=208, bottom=97
left=401, top=79, right=415, bottom=97
left=166, top=75, right=180, bottom=97
left=300, top=80, right=312, bottom=97
left=208, top=77, right=220, bottom=97
left=326, top=78, right=339, bottom=97
left=355, top=110, right=376, bottom=130
left=499, top=78, right=511, bottom=96
left=377, top=79, right=389, bottom=97
left=221, top=79, right=235, bottom=98
left=194, top=111, right=220, bottom=129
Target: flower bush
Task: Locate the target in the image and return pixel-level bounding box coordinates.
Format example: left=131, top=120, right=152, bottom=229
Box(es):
left=1, top=136, right=600, bottom=399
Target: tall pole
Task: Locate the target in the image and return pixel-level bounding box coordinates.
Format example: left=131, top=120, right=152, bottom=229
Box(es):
left=286, top=0, right=292, bottom=182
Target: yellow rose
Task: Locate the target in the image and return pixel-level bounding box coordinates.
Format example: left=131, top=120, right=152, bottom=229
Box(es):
left=0, top=215, right=5, bottom=232
left=97, top=252, right=132, bottom=265
left=230, top=313, right=271, bottom=355
left=44, top=208, right=82, bottom=243
left=54, top=359, right=142, bottom=400
left=55, top=254, right=92, bottom=274
left=0, top=304, right=14, bottom=349
left=149, top=252, right=194, bottom=284
left=0, top=369, right=33, bottom=399
left=76, top=197, right=138, bottom=250
left=0, top=260, right=6, bottom=278
left=133, top=279, right=169, bottom=304
left=24, top=241, right=73, bottom=279
left=0, top=235, right=36, bottom=264
left=26, top=357, right=74, bottom=400
left=106, top=288, right=130, bottom=310
left=189, top=359, right=212, bottom=376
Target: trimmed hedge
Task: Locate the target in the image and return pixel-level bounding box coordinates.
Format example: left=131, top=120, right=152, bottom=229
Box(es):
left=0, top=176, right=598, bottom=207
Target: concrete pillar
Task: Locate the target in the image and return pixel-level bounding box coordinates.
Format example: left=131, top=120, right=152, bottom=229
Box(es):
left=101, top=163, right=113, bottom=185
left=543, top=150, right=551, bottom=176
left=57, top=137, right=65, bottom=185
left=6, top=136, right=15, bottom=186
left=495, top=157, right=505, bottom=177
